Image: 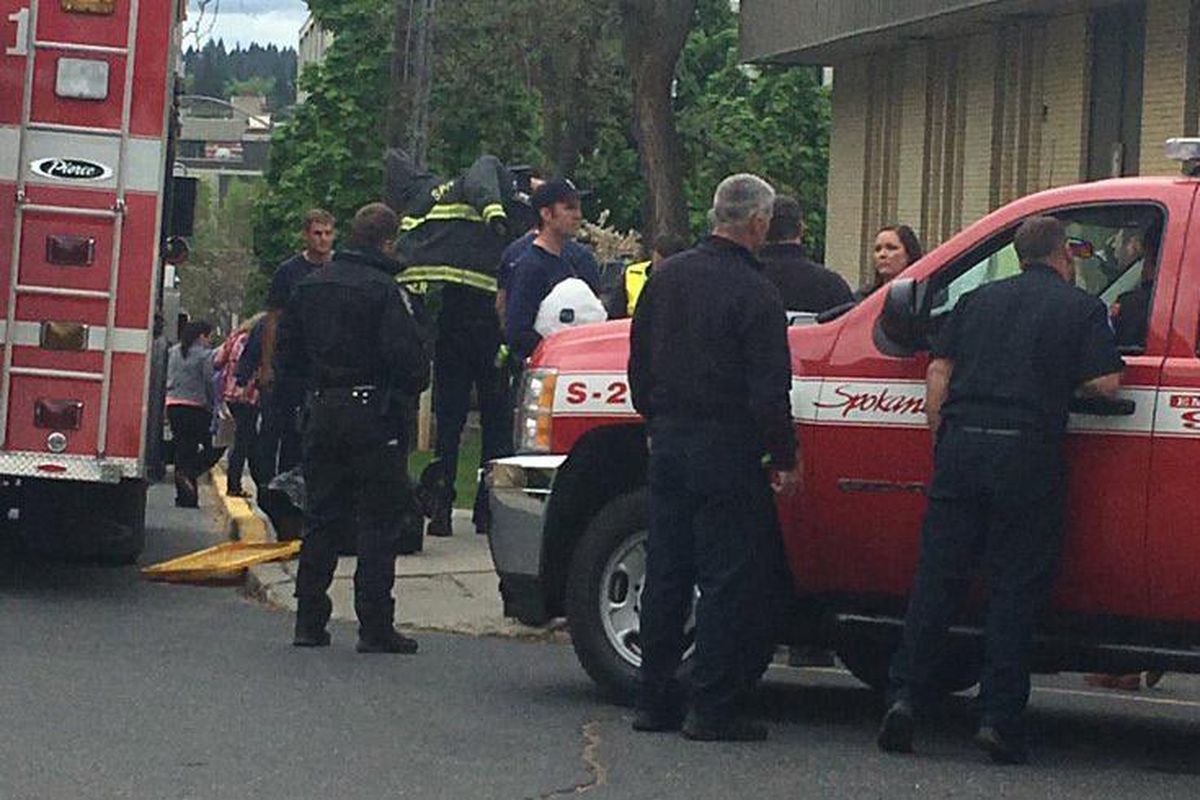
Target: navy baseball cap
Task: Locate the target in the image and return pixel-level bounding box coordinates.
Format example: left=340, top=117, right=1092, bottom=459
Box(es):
left=530, top=178, right=580, bottom=210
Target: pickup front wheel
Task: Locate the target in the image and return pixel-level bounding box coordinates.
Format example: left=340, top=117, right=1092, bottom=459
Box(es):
left=565, top=489, right=696, bottom=705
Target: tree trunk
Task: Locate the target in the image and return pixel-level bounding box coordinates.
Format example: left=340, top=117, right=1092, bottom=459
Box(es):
left=620, top=0, right=695, bottom=242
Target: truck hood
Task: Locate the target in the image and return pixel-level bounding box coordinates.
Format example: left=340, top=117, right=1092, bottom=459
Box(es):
left=529, top=313, right=848, bottom=378
left=531, top=319, right=633, bottom=372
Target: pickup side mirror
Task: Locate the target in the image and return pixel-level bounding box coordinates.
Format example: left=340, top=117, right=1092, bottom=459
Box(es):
left=876, top=277, right=930, bottom=355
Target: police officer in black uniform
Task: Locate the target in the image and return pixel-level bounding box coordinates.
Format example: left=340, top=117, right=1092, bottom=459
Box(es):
left=629, top=174, right=799, bottom=742
left=878, top=216, right=1124, bottom=763
left=277, top=203, right=431, bottom=653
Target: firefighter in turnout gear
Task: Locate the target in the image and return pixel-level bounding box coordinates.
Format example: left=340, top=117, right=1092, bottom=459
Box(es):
left=385, top=150, right=528, bottom=536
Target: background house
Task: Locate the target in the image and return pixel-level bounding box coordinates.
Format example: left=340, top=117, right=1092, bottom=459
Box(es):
left=741, top=0, right=1200, bottom=287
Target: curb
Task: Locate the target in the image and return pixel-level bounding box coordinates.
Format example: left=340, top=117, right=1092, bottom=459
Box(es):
left=209, top=464, right=272, bottom=544
left=206, top=464, right=289, bottom=609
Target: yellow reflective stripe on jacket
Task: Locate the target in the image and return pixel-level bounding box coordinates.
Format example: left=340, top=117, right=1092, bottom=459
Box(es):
left=400, top=203, right=485, bottom=232
left=625, top=260, right=650, bottom=316
left=481, top=202, right=505, bottom=223
left=397, top=266, right=498, bottom=293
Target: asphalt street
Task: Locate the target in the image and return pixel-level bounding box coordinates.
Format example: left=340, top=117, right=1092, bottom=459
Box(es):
left=3, top=483, right=1200, bottom=799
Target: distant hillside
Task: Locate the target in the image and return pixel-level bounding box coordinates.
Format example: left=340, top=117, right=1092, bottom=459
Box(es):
left=184, top=40, right=298, bottom=111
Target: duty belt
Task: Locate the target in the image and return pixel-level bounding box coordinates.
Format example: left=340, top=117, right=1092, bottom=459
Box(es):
left=308, top=385, right=378, bottom=406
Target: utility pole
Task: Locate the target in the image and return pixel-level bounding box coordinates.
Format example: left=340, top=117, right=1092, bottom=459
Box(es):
left=408, top=0, right=436, bottom=168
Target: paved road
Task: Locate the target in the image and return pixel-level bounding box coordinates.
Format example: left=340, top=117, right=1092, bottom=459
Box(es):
left=3, top=484, right=1200, bottom=799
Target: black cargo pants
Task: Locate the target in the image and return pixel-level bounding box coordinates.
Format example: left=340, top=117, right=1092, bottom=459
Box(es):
left=887, top=423, right=1066, bottom=725
left=294, top=393, right=408, bottom=636
left=637, top=419, right=779, bottom=722
left=433, top=326, right=511, bottom=522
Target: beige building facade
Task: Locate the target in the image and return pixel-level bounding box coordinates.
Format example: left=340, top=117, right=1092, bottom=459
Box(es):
left=741, top=0, right=1200, bottom=287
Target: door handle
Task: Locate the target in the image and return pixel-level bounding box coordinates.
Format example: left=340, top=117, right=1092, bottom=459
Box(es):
left=1069, top=396, right=1136, bottom=416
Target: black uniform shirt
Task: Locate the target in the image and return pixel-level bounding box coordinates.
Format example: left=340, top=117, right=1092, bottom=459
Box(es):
left=276, top=248, right=430, bottom=398
left=629, top=235, right=797, bottom=470
left=758, top=242, right=853, bottom=313
left=267, top=253, right=324, bottom=310
left=1111, top=280, right=1152, bottom=349
left=932, top=262, right=1123, bottom=436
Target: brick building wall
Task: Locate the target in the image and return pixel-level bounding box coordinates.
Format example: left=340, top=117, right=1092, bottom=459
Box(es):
left=823, top=0, right=1198, bottom=284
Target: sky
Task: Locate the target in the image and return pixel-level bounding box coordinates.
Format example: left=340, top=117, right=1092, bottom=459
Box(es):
left=186, top=0, right=310, bottom=50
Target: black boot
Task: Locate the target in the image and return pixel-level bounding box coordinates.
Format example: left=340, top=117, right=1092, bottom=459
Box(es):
left=974, top=721, right=1028, bottom=765
left=293, top=595, right=332, bottom=647
left=633, top=682, right=684, bottom=732
left=681, top=710, right=767, bottom=742
left=877, top=700, right=915, bottom=754
left=356, top=628, right=419, bottom=654
left=355, top=597, right=418, bottom=654
left=426, top=494, right=453, bottom=537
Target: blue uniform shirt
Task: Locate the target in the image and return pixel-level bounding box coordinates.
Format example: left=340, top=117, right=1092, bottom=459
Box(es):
left=498, top=231, right=599, bottom=292
left=505, top=240, right=601, bottom=360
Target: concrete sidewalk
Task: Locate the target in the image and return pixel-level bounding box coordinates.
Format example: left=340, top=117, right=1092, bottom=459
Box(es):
left=210, top=466, right=562, bottom=640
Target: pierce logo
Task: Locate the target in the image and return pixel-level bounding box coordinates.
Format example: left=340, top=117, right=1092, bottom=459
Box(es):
left=30, top=157, right=112, bottom=182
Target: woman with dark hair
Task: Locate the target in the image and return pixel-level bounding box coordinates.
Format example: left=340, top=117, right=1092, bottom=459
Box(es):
left=166, top=320, right=215, bottom=507
left=861, top=224, right=924, bottom=297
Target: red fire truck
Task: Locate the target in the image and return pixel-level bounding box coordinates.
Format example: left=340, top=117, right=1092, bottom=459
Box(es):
left=489, top=144, right=1200, bottom=702
left=1, top=0, right=184, bottom=561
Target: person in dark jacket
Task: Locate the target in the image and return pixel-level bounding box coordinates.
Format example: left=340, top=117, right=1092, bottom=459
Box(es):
left=759, top=195, right=852, bottom=313
left=877, top=216, right=1123, bottom=764
left=257, top=209, right=336, bottom=489
left=387, top=148, right=520, bottom=292
left=505, top=179, right=599, bottom=360
left=276, top=203, right=430, bottom=654
left=629, top=173, right=800, bottom=742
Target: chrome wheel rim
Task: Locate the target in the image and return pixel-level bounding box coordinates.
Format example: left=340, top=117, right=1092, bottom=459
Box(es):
left=598, top=530, right=696, bottom=668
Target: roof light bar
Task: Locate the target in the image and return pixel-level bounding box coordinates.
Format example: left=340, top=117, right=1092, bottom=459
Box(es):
left=1165, top=138, right=1200, bottom=177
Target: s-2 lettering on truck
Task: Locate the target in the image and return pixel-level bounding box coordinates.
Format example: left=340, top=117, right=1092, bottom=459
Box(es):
left=1, top=0, right=186, bottom=561
left=488, top=140, right=1200, bottom=703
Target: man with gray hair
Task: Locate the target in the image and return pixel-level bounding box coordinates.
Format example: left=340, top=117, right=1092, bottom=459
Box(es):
left=628, top=174, right=800, bottom=742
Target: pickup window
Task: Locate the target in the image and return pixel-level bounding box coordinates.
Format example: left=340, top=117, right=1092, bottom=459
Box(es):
left=928, top=204, right=1164, bottom=352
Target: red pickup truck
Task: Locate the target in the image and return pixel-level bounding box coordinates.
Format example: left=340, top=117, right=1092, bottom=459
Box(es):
left=487, top=147, right=1200, bottom=702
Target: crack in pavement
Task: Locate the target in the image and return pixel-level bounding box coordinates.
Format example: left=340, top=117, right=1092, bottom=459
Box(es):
left=444, top=574, right=476, bottom=599
left=531, top=720, right=607, bottom=798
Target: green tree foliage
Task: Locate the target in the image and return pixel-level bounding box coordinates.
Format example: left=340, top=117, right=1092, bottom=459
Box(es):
left=251, top=0, right=831, bottom=311
left=183, top=40, right=297, bottom=110
left=180, top=178, right=261, bottom=333
left=675, top=0, right=831, bottom=258
left=252, top=0, right=391, bottom=286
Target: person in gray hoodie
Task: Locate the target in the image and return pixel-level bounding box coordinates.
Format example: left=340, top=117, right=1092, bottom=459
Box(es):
left=166, top=320, right=215, bottom=507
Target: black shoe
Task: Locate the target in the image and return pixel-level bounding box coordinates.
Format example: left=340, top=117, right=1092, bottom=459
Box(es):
left=632, top=708, right=683, bottom=733
left=356, top=629, right=419, bottom=654
left=974, top=724, right=1028, bottom=765
left=877, top=700, right=915, bottom=754
left=681, top=711, right=767, bottom=742
left=426, top=512, right=452, bottom=538
left=292, top=628, right=331, bottom=647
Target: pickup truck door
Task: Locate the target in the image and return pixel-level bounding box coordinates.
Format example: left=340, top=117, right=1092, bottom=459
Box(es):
left=810, top=196, right=1178, bottom=620
left=1146, top=186, right=1200, bottom=622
